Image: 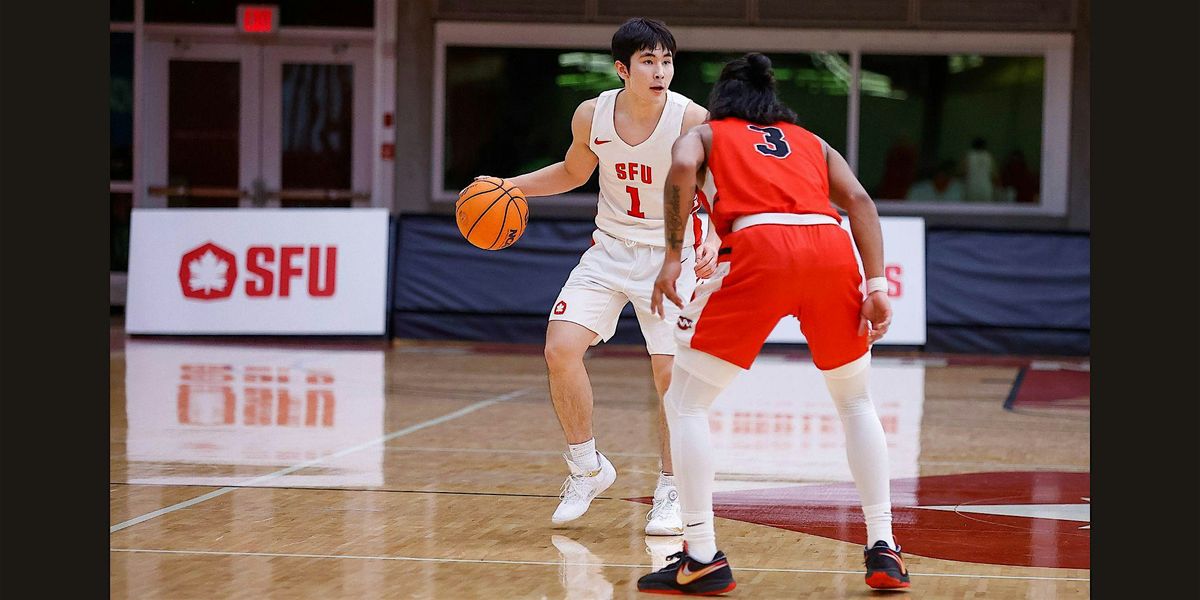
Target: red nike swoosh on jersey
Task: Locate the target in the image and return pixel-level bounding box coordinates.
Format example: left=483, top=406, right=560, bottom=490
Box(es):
left=594, top=138, right=612, bottom=145
left=676, top=560, right=727, bottom=585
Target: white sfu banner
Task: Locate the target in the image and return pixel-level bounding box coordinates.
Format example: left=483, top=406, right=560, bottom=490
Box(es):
left=126, top=209, right=390, bottom=334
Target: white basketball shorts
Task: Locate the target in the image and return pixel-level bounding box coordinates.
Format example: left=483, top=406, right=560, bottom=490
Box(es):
left=548, top=230, right=698, bottom=355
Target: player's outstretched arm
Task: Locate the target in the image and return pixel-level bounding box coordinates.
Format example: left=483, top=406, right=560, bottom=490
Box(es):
left=506, top=100, right=600, bottom=197
left=826, top=145, right=892, bottom=342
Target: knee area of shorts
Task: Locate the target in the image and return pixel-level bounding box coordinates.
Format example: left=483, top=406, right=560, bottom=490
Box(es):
left=675, top=347, right=742, bottom=389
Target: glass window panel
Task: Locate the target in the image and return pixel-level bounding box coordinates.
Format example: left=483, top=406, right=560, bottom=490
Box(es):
left=673, top=51, right=850, bottom=153
left=858, top=54, right=1045, bottom=204
left=280, top=63, right=354, bottom=203
left=442, top=47, right=849, bottom=194
left=111, top=32, right=134, bottom=181
left=168, top=60, right=240, bottom=208
left=111, top=0, right=133, bottom=22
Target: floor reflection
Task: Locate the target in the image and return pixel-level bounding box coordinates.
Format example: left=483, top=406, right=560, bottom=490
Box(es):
left=551, top=535, right=613, bottom=600
left=710, top=356, right=924, bottom=499
left=123, top=340, right=386, bottom=487
left=644, top=536, right=684, bottom=571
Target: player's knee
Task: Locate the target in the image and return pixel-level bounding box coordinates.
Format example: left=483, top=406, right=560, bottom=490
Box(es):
left=544, top=336, right=586, bottom=370
left=652, top=362, right=673, bottom=393
left=662, top=350, right=734, bottom=420
left=821, top=352, right=875, bottom=417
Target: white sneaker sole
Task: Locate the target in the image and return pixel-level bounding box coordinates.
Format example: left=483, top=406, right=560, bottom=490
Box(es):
left=644, top=523, right=684, bottom=536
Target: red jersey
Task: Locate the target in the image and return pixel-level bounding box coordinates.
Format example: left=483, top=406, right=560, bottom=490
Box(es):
left=704, top=118, right=840, bottom=238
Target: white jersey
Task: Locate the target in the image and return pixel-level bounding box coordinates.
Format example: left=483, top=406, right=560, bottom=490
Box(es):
left=589, top=89, right=709, bottom=247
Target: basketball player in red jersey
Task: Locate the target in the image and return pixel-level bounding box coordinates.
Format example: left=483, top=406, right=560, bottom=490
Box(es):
left=637, top=53, right=908, bottom=595
left=478, top=18, right=718, bottom=535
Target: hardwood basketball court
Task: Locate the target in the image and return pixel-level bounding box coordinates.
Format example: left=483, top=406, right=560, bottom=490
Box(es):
left=109, top=325, right=1089, bottom=598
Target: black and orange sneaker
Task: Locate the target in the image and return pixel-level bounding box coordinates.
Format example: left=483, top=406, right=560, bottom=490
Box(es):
left=864, top=540, right=911, bottom=589
left=637, top=549, right=737, bottom=596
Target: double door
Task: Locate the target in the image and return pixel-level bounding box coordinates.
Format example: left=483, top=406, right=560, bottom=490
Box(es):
left=142, top=37, right=374, bottom=208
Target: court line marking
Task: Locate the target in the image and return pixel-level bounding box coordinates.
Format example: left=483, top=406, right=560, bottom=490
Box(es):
left=109, top=548, right=1089, bottom=582
left=109, top=388, right=534, bottom=534
left=384, top=445, right=660, bottom=458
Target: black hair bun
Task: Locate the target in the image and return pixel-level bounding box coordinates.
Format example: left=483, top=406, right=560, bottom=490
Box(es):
left=743, top=52, right=773, bottom=87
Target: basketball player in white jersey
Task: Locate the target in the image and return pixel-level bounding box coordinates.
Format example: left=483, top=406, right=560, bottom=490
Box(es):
left=478, top=18, right=716, bottom=535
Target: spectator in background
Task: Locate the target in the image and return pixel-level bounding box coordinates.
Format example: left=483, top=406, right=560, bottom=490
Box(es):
left=962, top=137, right=998, bottom=202
left=874, top=135, right=918, bottom=200
left=1000, top=149, right=1039, bottom=204
left=906, top=160, right=964, bottom=202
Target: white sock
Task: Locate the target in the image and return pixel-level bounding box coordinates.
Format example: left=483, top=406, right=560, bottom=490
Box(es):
left=663, top=349, right=742, bottom=564
left=657, top=472, right=676, bottom=490
left=862, top=502, right=895, bottom=550
left=822, top=352, right=896, bottom=551
left=568, top=438, right=600, bottom=472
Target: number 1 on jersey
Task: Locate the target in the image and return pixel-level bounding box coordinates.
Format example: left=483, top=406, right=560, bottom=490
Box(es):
left=625, top=186, right=645, bottom=218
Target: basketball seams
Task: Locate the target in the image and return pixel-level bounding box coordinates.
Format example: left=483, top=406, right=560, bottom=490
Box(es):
left=463, top=184, right=509, bottom=243
left=456, top=178, right=503, bottom=209
left=503, top=187, right=530, bottom=246
left=464, top=195, right=505, bottom=243
left=457, top=176, right=528, bottom=250
left=511, top=191, right=529, bottom=228
left=487, top=198, right=514, bottom=250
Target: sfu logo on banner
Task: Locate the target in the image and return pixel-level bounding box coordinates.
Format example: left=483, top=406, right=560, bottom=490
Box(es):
left=178, top=241, right=338, bottom=301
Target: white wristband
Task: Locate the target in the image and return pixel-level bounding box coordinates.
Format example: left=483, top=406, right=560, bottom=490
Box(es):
left=865, top=277, right=889, bottom=296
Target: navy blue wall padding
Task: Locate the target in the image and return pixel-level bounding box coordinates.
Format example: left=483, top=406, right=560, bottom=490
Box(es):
left=926, top=229, right=1090, bottom=330
left=392, top=216, right=1090, bottom=356
left=925, top=229, right=1089, bottom=355
left=393, top=215, right=591, bottom=314
left=925, top=326, right=1089, bottom=356
left=392, top=215, right=648, bottom=343
left=393, top=313, right=646, bottom=346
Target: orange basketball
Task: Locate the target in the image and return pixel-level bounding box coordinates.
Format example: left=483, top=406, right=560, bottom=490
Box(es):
left=456, top=176, right=528, bottom=250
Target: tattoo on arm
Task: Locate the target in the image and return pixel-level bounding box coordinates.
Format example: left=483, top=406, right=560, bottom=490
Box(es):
left=666, top=184, right=684, bottom=250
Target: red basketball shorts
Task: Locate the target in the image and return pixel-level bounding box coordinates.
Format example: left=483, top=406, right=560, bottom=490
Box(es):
left=675, top=223, right=869, bottom=371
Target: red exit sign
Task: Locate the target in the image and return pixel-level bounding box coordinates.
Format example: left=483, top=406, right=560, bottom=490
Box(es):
left=238, top=5, right=278, bottom=34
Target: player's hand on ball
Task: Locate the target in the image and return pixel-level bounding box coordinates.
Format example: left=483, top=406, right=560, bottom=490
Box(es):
left=694, top=244, right=718, bottom=279
left=859, top=291, right=893, bottom=344
left=651, top=261, right=684, bottom=318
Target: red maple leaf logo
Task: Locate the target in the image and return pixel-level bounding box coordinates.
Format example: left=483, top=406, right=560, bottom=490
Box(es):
left=179, top=242, right=238, bottom=300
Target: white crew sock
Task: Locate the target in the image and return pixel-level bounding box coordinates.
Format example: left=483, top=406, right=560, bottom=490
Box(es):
left=568, top=438, right=600, bottom=472
left=657, top=472, right=676, bottom=490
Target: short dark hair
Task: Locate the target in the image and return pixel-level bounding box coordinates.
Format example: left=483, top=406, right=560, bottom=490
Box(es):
left=611, top=18, right=676, bottom=72
left=707, top=53, right=798, bottom=125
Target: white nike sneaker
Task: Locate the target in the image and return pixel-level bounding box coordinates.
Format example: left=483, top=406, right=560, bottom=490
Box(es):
left=551, top=451, right=616, bottom=524
left=644, top=484, right=684, bottom=535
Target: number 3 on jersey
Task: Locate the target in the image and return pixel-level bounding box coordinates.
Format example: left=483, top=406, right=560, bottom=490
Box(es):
left=747, top=125, right=791, bottom=158
left=625, top=185, right=645, bottom=218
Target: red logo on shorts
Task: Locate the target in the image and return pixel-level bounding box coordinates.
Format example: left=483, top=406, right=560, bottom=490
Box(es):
left=676, top=317, right=693, bottom=330
left=553, top=301, right=567, bottom=315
